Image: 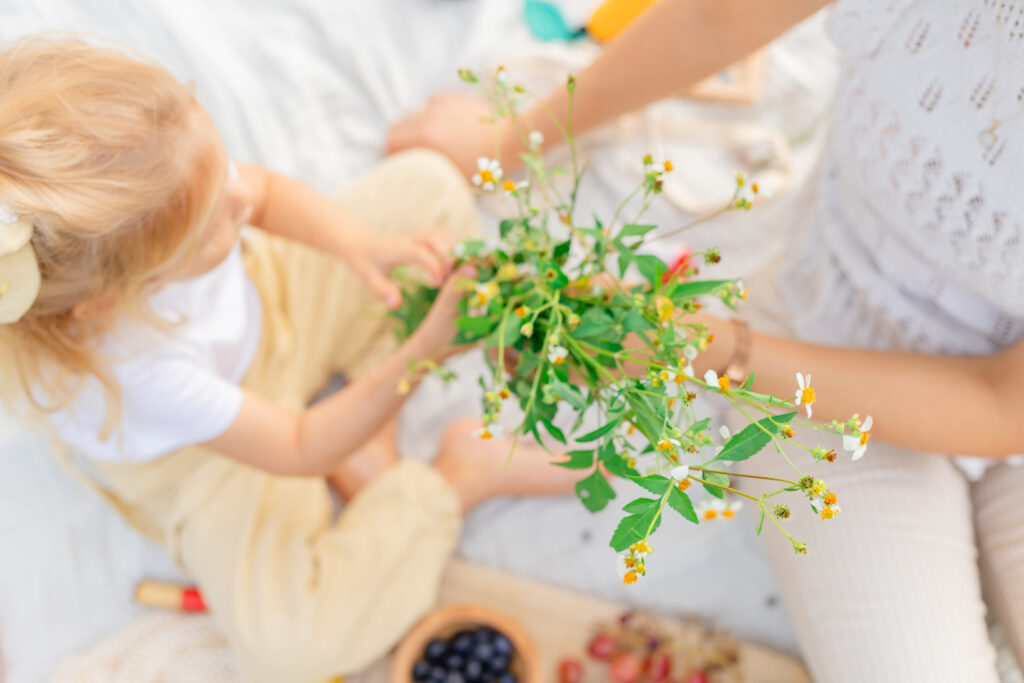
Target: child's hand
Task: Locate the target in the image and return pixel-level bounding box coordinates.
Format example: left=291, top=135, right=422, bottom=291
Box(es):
left=410, top=265, right=476, bottom=360
left=346, top=228, right=454, bottom=309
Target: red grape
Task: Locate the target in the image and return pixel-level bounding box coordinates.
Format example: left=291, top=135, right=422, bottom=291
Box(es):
left=645, top=652, right=673, bottom=681
left=684, top=670, right=710, bottom=683
left=587, top=633, right=618, bottom=661
left=558, top=658, right=584, bottom=683
left=609, top=652, right=643, bottom=683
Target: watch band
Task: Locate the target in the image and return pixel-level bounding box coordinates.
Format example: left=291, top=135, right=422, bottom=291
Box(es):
left=723, top=319, right=752, bottom=386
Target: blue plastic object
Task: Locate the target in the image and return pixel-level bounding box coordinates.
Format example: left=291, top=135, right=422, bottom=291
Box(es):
left=524, top=0, right=587, bottom=42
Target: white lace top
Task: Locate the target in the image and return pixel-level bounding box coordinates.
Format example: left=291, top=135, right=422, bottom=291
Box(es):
left=779, top=0, right=1024, bottom=356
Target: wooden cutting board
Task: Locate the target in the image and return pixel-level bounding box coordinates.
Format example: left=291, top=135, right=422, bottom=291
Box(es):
left=355, top=559, right=808, bottom=683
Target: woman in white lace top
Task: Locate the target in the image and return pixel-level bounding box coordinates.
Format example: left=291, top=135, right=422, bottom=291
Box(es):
left=389, top=0, right=1024, bottom=680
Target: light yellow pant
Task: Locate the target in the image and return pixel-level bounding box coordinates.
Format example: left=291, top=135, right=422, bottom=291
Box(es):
left=734, top=259, right=1024, bottom=682
left=87, top=150, right=479, bottom=683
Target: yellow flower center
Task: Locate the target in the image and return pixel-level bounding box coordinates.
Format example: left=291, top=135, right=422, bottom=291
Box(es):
left=479, top=169, right=494, bottom=183
left=657, top=440, right=673, bottom=451
left=783, top=426, right=796, bottom=438
left=479, top=429, right=493, bottom=440
left=717, top=376, right=731, bottom=392
left=664, top=160, right=674, bottom=172
left=623, top=570, right=638, bottom=585
left=860, top=431, right=871, bottom=446
left=821, top=507, right=835, bottom=520
left=655, top=295, right=674, bottom=322
left=824, top=492, right=838, bottom=506
left=553, top=357, right=565, bottom=365
left=800, top=387, right=816, bottom=405
left=703, top=510, right=718, bottom=521
left=499, top=389, right=510, bottom=400
left=630, top=541, right=652, bottom=555
left=503, top=180, right=515, bottom=191
left=677, top=479, right=691, bottom=491
left=723, top=509, right=736, bottom=519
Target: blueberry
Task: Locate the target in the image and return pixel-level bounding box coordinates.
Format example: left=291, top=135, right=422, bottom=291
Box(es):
left=496, top=674, right=517, bottom=683
left=428, top=665, right=447, bottom=683
left=488, top=654, right=511, bottom=674
left=444, top=653, right=465, bottom=671
left=412, top=659, right=432, bottom=681
left=444, top=673, right=466, bottom=683
left=473, top=642, right=494, bottom=661
left=451, top=632, right=475, bottom=655
left=425, top=638, right=448, bottom=663
left=473, top=626, right=497, bottom=644
left=492, top=633, right=514, bottom=657
left=463, top=659, right=485, bottom=681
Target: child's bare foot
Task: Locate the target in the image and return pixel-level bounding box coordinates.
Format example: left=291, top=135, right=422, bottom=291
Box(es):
left=434, top=418, right=580, bottom=512
left=327, top=419, right=399, bottom=501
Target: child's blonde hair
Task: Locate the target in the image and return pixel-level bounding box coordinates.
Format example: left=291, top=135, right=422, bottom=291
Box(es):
left=0, top=35, right=226, bottom=435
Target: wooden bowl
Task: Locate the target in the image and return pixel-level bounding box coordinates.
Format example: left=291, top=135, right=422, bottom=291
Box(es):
left=390, top=603, right=542, bottom=682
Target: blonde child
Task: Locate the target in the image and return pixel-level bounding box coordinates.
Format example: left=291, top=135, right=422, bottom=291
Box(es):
left=0, top=36, right=575, bottom=682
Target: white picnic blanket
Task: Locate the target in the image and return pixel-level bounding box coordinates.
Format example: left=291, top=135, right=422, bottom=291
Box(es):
left=0, top=1, right=842, bottom=681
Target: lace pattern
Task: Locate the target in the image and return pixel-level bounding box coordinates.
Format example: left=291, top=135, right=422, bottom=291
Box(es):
left=779, top=0, right=1024, bottom=355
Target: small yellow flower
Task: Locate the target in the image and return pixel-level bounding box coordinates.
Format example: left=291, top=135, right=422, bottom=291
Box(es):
left=794, top=373, right=817, bottom=418
left=547, top=345, right=569, bottom=365
left=514, top=305, right=528, bottom=317
left=782, top=425, right=796, bottom=439
left=664, top=160, right=674, bottom=172
left=623, top=570, right=639, bottom=585
left=812, top=479, right=828, bottom=497
left=471, top=424, right=504, bottom=440
left=499, top=388, right=511, bottom=400
left=821, top=507, right=836, bottom=520
left=655, top=295, right=674, bottom=322
left=677, top=479, right=691, bottom=491
left=824, top=492, right=838, bottom=506
left=630, top=541, right=652, bottom=557
left=502, top=179, right=515, bottom=192
left=722, top=500, right=743, bottom=519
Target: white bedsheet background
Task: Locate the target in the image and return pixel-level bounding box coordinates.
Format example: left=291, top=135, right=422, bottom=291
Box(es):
left=0, top=1, right=842, bottom=681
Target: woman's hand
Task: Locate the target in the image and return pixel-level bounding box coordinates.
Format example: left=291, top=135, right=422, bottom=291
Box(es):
left=386, top=94, right=518, bottom=179
left=344, top=228, right=455, bottom=310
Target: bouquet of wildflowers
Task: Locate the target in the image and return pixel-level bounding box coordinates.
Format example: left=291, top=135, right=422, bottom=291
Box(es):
left=393, top=68, right=870, bottom=583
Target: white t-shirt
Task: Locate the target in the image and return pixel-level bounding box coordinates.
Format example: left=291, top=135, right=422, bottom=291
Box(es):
left=44, top=241, right=263, bottom=463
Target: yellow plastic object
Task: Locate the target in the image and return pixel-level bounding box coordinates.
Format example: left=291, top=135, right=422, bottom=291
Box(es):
left=587, top=0, right=661, bottom=42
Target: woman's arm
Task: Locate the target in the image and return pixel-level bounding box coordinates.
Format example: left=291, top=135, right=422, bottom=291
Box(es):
left=387, top=0, right=830, bottom=175
left=696, top=316, right=1024, bottom=459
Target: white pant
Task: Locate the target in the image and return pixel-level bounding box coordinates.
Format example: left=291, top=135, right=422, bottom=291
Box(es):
left=734, top=262, right=1024, bottom=682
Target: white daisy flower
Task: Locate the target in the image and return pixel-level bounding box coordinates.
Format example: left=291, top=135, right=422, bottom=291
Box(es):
left=472, top=157, right=504, bottom=191
left=794, top=372, right=816, bottom=418
left=547, top=345, right=569, bottom=365
left=842, top=415, right=872, bottom=461
left=696, top=498, right=726, bottom=521
left=704, top=369, right=730, bottom=391
left=719, top=425, right=731, bottom=441
left=529, top=131, right=543, bottom=149
left=683, top=345, right=698, bottom=361
left=670, top=465, right=690, bottom=481
left=471, top=424, right=504, bottom=440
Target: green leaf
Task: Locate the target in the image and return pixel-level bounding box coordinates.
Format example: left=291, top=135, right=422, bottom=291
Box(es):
left=541, top=418, right=567, bottom=444
left=622, top=497, right=658, bottom=514
left=455, top=315, right=495, bottom=338
left=548, top=379, right=587, bottom=411
left=554, top=449, right=594, bottom=469
left=702, top=470, right=729, bottom=499
left=570, top=308, right=614, bottom=339
left=576, top=469, right=616, bottom=512
left=499, top=219, right=524, bottom=238
left=609, top=506, right=662, bottom=552
left=540, top=261, right=570, bottom=289
left=621, top=309, right=657, bottom=333
left=712, top=411, right=797, bottom=463
left=665, top=279, right=733, bottom=303
left=553, top=239, right=571, bottom=260
left=668, top=487, right=698, bottom=524
left=633, top=254, right=666, bottom=287
left=517, top=349, right=541, bottom=377
left=756, top=506, right=766, bottom=535
left=577, top=415, right=623, bottom=442
left=619, top=224, right=657, bottom=238
left=633, top=475, right=670, bottom=495
left=685, top=417, right=712, bottom=436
